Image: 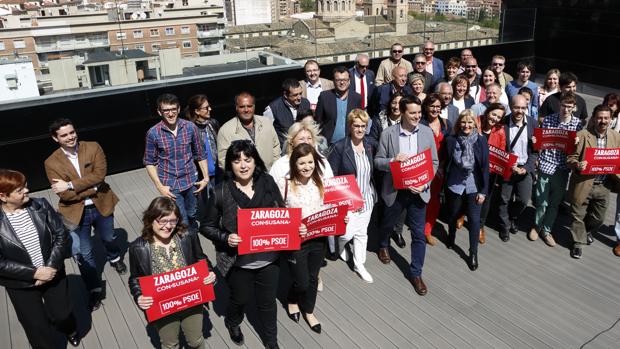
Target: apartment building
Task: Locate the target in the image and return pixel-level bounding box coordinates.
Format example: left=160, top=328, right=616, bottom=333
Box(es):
left=0, top=1, right=226, bottom=78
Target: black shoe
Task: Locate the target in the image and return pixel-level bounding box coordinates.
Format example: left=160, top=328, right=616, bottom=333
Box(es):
left=326, top=251, right=338, bottom=261
left=67, top=333, right=81, bottom=347
left=586, top=233, right=594, bottom=245
left=391, top=232, right=406, bottom=248
left=265, top=343, right=280, bottom=349
left=303, top=314, right=322, bottom=334
left=110, top=259, right=127, bottom=275
left=321, top=259, right=328, bottom=267
left=286, top=306, right=300, bottom=323
left=571, top=247, right=582, bottom=259
left=88, top=291, right=104, bottom=312
left=500, top=231, right=510, bottom=242
left=509, top=220, right=518, bottom=234
left=446, top=232, right=455, bottom=249
left=468, top=252, right=478, bottom=271
left=226, top=323, right=244, bottom=346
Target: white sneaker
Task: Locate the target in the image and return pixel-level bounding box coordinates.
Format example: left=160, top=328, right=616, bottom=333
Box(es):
left=317, top=276, right=324, bottom=292
left=355, top=266, right=373, bottom=283
left=339, top=248, right=349, bottom=262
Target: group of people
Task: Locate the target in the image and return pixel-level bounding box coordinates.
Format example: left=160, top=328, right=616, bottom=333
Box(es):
left=1, top=40, right=620, bottom=349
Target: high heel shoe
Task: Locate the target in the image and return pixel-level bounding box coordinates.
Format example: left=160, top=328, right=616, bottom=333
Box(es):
left=303, top=313, right=322, bottom=334
left=286, top=306, right=300, bottom=323
left=446, top=232, right=455, bottom=249
left=468, top=252, right=478, bottom=271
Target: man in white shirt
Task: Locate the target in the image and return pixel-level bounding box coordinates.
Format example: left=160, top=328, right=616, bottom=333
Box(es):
left=299, top=60, right=334, bottom=109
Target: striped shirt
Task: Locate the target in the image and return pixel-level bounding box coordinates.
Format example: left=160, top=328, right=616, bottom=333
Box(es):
left=6, top=209, right=44, bottom=267
left=143, top=118, right=207, bottom=191
left=538, top=113, right=582, bottom=175
left=353, top=146, right=376, bottom=213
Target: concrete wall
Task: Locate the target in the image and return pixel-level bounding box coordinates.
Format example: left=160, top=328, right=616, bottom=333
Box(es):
left=0, top=61, right=39, bottom=102
left=48, top=58, right=79, bottom=91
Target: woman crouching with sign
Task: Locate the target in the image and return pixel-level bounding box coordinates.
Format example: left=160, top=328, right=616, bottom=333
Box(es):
left=128, top=196, right=216, bottom=349
left=445, top=110, right=489, bottom=271
left=202, top=140, right=285, bottom=349
left=278, top=143, right=344, bottom=334
left=328, top=109, right=376, bottom=283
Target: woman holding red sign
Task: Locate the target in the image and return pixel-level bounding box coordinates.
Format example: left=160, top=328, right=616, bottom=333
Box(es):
left=478, top=103, right=507, bottom=243
left=421, top=94, right=452, bottom=246
left=278, top=143, right=334, bottom=334
left=328, top=109, right=377, bottom=283
left=202, top=140, right=285, bottom=349
left=128, top=197, right=216, bottom=349
left=445, top=110, right=490, bottom=271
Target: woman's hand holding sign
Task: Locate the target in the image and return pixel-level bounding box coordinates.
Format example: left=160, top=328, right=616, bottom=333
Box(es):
left=203, top=271, right=216, bottom=285
left=137, top=295, right=154, bottom=310
left=228, top=233, right=242, bottom=247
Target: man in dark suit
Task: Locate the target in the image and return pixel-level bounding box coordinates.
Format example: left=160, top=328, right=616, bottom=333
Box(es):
left=374, top=95, right=439, bottom=296
left=264, top=78, right=311, bottom=147
left=316, top=65, right=362, bottom=144
left=44, top=118, right=126, bottom=312
left=437, top=82, right=459, bottom=128
left=369, top=66, right=413, bottom=118
left=422, top=41, right=444, bottom=87
left=349, top=54, right=375, bottom=111
left=410, top=54, right=433, bottom=93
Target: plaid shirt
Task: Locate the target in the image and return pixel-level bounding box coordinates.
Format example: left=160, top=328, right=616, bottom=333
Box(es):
left=538, top=113, right=582, bottom=175
left=144, top=118, right=206, bottom=191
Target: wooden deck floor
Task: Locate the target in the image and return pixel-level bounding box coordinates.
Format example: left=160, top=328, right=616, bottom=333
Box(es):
left=2, top=167, right=619, bottom=349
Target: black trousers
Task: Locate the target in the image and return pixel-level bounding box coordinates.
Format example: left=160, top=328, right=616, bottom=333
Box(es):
left=287, top=238, right=325, bottom=313
left=6, top=271, right=76, bottom=349
left=226, top=262, right=279, bottom=346
left=480, top=173, right=500, bottom=226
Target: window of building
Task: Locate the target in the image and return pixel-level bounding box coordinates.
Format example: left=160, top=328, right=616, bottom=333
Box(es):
left=135, top=44, right=145, bottom=51
left=0, top=41, right=5, bottom=51
left=133, top=30, right=143, bottom=38
left=181, top=26, right=190, bottom=34
left=182, top=40, right=192, bottom=48
left=165, top=27, right=175, bottom=36
left=13, top=39, right=26, bottom=49
left=152, top=43, right=161, bottom=52
left=116, top=32, right=127, bottom=40
left=150, top=29, right=160, bottom=37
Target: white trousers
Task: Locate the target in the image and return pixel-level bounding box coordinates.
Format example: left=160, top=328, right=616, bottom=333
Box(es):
left=338, top=206, right=373, bottom=268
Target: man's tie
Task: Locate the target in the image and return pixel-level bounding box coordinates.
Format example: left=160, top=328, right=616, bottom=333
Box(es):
left=360, top=74, right=366, bottom=109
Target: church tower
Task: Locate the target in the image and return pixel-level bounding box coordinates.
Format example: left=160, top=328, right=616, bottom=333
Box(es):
left=387, top=0, right=408, bottom=35
left=316, top=0, right=356, bottom=21
left=363, top=0, right=384, bottom=16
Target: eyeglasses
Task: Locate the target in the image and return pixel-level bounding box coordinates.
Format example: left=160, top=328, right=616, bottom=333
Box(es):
left=160, top=108, right=178, bottom=114
left=466, top=65, right=477, bottom=68
left=198, top=105, right=211, bottom=110
left=156, top=218, right=179, bottom=226
left=415, top=61, right=426, bottom=65
left=428, top=105, right=442, bottom=109
left=392, top=50, right=403, bottom=53
left=357, top=64, right=369, bottom=68
left=492, top=62, right=504, bottom=66
left=335, top=78, right=350, bottom=83
left=423, top=48, right=434, bottom=51
left=351, top=124, right=367, bottom=129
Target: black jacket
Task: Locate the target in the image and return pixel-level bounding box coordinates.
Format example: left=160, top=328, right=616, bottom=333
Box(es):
left=128, top=232, right=206, bottom=303
left=328, top=136, right=375, bottom=186
left=269, top=96, right=311, bottom=146
left=444, top=135, right=490, bottom=196
left=315, top=89, right=363, bottom=143
left=0, top=198, right=69, bottom=289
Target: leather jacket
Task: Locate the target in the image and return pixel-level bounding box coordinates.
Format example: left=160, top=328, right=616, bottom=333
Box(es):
left=0, top=198, right=69, bottom=289
left=128, top=232, right=206, bottom=303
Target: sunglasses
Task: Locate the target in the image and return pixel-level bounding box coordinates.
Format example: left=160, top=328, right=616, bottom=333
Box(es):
left=392, top=50, right=403, bottom=53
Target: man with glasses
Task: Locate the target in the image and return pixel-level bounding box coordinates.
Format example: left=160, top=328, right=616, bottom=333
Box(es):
left=217, top=92, right=281, bottom=170
left=375, top=43, right=413, bottom=86
left=491, top=55, right=513, bottom=89
left=464, top=57, right=482, bottom=103
left=144, top=93, right=210, bottom=234
left=457, top=49, right=481, bottom=75
left=264, top=78, right=311, bottom=147
left=316, top=66, right=362, bottom=144
left=422, top=41, right=444, bottom=87
left=409, top=54, right=433, bottom=93
left=471, top=82, right=510, bottom=117
left=299, top=60, right=334, bottom=110
left=349, top=53, right=375, bottom=110
left=436, top=82, right=460, bottom=127
left=45, top=118, right=126, bottom=312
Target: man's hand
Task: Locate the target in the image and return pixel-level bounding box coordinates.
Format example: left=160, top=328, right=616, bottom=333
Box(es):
left=203, top=271, right=216, bottom=285
left=194, top=179, right=209, bottom=194
left=34, top=267, right=57, bottom=282
left=393, top=153, right=410, bottom=162
left=227, top=234, right=242, bottom=247
left=299, top=224, right=308, bottom=238
left=574, top=136, right=580, bottom=145
left=157, top=185, right=176, bottom=200
left=51, top=179, right=70, bottom=194
left=475, top=193, right=486, bottom=205
left=408, top=184, right=425, bottom=194
left=578, top=160, right=588, bottom=171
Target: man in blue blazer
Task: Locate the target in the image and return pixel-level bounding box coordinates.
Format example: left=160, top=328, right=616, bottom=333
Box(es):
left=422, top=41, right=444, bottom=88
left=374, top=95, right=439, bottom=296
left=349, top=54, right=375, bottom=111
left=316, top=66, right=362, bottom=144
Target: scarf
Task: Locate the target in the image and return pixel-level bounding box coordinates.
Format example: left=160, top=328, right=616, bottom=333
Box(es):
left=454, top=131, right=478, bottom=172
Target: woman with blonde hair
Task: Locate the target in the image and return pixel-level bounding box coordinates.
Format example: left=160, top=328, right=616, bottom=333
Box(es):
left=538, top=68, right=560, bottom=106
left=444, top=110, right=489, bottom=270
left=408, top=73, right=427, bottom=102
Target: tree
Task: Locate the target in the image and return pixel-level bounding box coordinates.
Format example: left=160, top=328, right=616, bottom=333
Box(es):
left=300, top=0, right=315, bottom=12
left=478, top=8, right=487, bottom=23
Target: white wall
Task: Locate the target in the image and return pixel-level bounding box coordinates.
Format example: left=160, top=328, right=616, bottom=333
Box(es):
left=233, top=0, right=272, bottom=25
left=0, top=61, right=40, bottom=103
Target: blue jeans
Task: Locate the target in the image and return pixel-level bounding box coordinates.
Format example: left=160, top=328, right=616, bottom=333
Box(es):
left=447, top=190, right=482, bottom=254
left=381, top=191, right=427, bottom=277
left=73, top=206, right=119, bottom=291
left=175, top=188, right=198, bottom=234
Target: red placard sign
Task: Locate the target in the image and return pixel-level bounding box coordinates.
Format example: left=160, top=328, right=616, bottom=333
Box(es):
left=488, top=145, right=519, bottom=180
left=389, top=149, right=435, bottom=189
left=323, top=175, right=364, bottom=211
left=582, top=148, right=620, bottom=174
left=301, top=205, right=347, bottom=243
left=138, top=260, right=215, bottom=322
left=534, top=128, right=577, bottom=154
left=237, top=208, right=302, bottom=255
